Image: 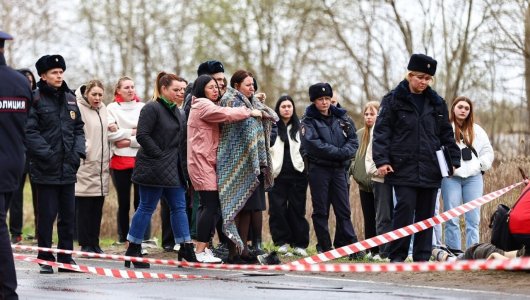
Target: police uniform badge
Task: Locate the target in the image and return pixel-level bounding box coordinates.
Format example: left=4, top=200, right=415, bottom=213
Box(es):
left=70, top=110, right=76, bottom=119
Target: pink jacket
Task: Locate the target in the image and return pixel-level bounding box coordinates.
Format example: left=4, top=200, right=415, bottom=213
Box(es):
left=187, top=97, right=251, bottom=191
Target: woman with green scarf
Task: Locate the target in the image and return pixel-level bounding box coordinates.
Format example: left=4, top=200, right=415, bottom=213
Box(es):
left=124, top=72, right=197, bottom=268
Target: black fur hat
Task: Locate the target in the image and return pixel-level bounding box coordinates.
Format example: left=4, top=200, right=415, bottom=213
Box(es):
left=35, top=54, right=66, bottom=76
left=309, top=82, right=333, bottom=102
left=407, top=54, right=437, bottom=76
left=197, top=60, right=224, bottom=76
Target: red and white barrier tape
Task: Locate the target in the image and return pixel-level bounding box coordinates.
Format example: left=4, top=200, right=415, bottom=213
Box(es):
left=12, top=181, right=524, bottom=275
left=13, top=253, right=207, bottom=280
left=13, top=253, right=530, bottom=276
left=290, top=180, right=524, bottom=265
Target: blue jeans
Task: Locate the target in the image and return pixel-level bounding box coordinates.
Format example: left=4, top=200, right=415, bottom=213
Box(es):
left=441, top=174, right=483, bottom=250
left=127, top=185, right=190, bottom=244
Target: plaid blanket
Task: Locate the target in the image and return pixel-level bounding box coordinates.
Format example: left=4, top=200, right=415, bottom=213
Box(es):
left=217, top=87, right=277, bottom=251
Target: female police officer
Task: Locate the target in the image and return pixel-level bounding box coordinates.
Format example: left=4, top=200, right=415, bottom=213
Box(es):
left=372, top=54, right=460, bottom=262
left=300, top=83, right=363, bottom=258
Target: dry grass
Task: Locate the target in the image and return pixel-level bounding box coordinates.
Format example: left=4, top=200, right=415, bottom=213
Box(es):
left=19, top=155, right=530, bottom=250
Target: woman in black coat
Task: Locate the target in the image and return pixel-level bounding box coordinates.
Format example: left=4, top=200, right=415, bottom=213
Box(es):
left=372, top=54, right=460, bottom=262
left=124, top=72, right=197, bottom=268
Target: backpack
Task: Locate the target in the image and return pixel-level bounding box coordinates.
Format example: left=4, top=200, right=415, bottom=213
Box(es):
left=489, top=182, right=529, bottom=250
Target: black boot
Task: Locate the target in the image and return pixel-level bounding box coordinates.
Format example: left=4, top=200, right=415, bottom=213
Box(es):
left=252, top=238, right=265, bottom=255
left=178, top=243, right=198, bottom=262
left=124, top=242, right=150, bottom=268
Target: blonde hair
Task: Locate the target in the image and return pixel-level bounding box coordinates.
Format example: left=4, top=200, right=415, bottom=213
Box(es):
left=405, top=71, right=435, bottom=84
left=114, top=76, right=134, bottom=96
left=84, top=79, right=104, bottom=98
left=359, top=101, right=380, bottom=157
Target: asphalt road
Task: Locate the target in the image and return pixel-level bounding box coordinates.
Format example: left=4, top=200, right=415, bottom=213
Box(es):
left=12, top=257, right=530, bottom=300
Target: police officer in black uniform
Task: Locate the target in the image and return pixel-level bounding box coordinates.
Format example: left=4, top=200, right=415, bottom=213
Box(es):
left=372, top=54, right=460, bottom=262
left=300, top=83, right=364, bottom=258
left=26, top=54, right=85, bottom=274
left=0, top=30, right=30, bottom=300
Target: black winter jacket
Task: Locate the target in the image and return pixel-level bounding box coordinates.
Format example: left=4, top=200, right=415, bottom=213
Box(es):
left=372, top=80, right=460, bottom=188
left=300, top=104, right=358, bottom=168
left=0, top=54, right=31, bottom=192
left=26, top=80, right=86, bottom=185
left=132, top=99, right=187, bottom=188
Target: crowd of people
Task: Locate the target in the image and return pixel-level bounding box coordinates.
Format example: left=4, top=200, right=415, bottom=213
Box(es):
left=2, top=28, right=530, bottom=300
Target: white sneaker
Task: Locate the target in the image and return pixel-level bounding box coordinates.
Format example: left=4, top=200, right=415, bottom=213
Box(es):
left=173, top=244, right=180, bottom=251
left=277, top=244, right=289, bottom=254
left=292, top=247, right=308, bottom=257
left=196, top=250, right=222, bottom=263
left=371, top=254, right=390, bottom=262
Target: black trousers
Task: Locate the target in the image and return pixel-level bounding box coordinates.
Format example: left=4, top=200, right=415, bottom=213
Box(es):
left=35, top=183, right=75, bottom=262
left=111, top=169, right=150, bottom=241
left=308, top=164, right=358, bottom=251
left=0, top=192, right=18, bottom=299
left=76, top=196, right=104, bottom=247
left=160, top=196, right=175, bottom=248
left=389, top=186, right=437, bottom=262
left=268, top=174, right=309, bottom=248
left=196, top=191, right=221, bottom=243
left=8, top=173, right=36, bottom=239
left=359, top=189, right=378, bottom=254
left=372, top=181, right=394, bottom=258
left=7, top=173, right=25, bottom=238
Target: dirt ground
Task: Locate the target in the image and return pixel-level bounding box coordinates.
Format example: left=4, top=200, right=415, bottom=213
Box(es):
left=323, top=270, right=530, bottom=294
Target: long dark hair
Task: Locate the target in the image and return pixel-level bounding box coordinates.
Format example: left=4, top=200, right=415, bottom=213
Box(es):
left=192, top=74, right=218, bottom=100
left=274, top=95, right=299, bottom=142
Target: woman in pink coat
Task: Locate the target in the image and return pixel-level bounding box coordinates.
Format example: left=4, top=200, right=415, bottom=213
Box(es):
left=187, top=74, right=262, bottom=263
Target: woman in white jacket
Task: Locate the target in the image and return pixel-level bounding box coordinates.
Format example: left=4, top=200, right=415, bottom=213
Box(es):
left=442, top=96, right=494, bottom=252
left=75, top=80, right=110, bottom=254
left=106, top=77, right=146, bottom=244
left=267, top=95, right=309, bottom=256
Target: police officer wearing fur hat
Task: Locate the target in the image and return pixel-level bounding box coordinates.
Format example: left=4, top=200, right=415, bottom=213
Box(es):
left=26, top=54, right=85, bottom=274
left=300, top=83, right=364, bottom=257
left=372, top=54, right=460, bottom=262
left=0, top=30, right=29, bottom=300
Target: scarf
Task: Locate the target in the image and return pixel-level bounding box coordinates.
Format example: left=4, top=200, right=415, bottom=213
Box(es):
left=159, top=96, right=176, bottom=109
left=114, top=94, right=141, bottom=103
left=217, top=87, right=278, bottom=251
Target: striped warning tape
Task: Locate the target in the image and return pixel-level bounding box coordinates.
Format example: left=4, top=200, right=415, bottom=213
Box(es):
left=289, top=180, right=525, bottom=265
left=13, top=253, right=208, bottom=279
left=13, top=253, right=530, bottom=276
left=12, top=181, right=525, bottom=274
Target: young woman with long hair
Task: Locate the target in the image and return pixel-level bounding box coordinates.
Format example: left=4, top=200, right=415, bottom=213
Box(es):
left=441, top=96, right=494, bottom=253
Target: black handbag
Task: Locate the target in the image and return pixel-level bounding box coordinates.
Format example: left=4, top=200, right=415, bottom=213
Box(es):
left=489, top=204, right=521, bottom=251
left=489, top=184, right=530, bottom=251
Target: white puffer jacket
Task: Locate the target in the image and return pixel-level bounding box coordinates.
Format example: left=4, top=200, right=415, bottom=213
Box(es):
left=453, top=123, right=494, bottom=178
left=74, top=86, right=111, bottom=196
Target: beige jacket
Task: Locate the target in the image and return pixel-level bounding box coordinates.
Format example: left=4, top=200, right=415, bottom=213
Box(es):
left=74, top=86, right=111, bottom=196
left=365, top=127, right=385, bottom=183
